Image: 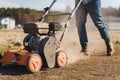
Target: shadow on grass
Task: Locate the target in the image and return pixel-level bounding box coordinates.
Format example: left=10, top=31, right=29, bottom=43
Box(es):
left=0, top=64, right=29, bottom=75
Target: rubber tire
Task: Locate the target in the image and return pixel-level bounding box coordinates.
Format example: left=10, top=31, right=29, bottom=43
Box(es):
left=55, top=50, right=67, bottom=68
left=26, top=54, right=42, bottom=73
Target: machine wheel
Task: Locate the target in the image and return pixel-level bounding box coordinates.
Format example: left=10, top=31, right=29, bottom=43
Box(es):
left=55, top=50, right=67, bottom=68
left=26, top=54, right=42, bottom=73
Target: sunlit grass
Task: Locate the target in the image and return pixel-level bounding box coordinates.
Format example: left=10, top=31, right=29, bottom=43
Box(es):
left=0, top=46, right=19, bottom=51
left=0, top=29, right=24, bottom=54
left=115, top=40, right=120, bottom=44
left=0, top=45, right=20, bottom=54
left=0, top=29, right=23, bottom=32
left=72, top=42, right=79, bottom=45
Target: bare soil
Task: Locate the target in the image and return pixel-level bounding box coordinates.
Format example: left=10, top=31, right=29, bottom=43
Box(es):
left=0, top=30, right=120, bottom=80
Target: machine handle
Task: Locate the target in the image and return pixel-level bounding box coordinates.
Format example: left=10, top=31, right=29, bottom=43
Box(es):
left=59, top=0, right=83, bottom=46
left=39, top=0, right=57, bottom=22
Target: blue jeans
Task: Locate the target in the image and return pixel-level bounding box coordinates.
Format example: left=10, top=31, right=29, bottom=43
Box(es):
left=75, top=0, right=110, bottom=45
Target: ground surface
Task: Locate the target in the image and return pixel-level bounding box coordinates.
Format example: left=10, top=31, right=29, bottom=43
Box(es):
left=0, top=30, right=120, bottom=80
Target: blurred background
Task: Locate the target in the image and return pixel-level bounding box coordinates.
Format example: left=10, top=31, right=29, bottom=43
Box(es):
left=0, top=0, right=120, bottom=30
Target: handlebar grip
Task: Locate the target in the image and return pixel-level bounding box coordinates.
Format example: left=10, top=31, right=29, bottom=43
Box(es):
left=54, top=0, right=57, bottom=2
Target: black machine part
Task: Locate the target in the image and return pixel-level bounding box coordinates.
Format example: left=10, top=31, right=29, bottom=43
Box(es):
left=48, top=22, right=62, bottom=35
left=39, top=36, right=57, bottom=68
left=23, top=22, right=49, bottom=35
left=23, top=0, right=83, bottom=46
left=23, top=34, right=41, bottom=52
left=23, top=34, right=57, bottom=68
left=23, top=22, right=62, bottom=35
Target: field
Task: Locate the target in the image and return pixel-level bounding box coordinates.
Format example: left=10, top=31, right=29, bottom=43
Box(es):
left=0, top=30, right=120, bottom=80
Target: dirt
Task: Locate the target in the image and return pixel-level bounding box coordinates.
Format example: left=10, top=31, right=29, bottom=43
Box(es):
left=0, top=30, right=120, bottom=80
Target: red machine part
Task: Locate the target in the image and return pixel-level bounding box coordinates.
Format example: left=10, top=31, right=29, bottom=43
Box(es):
left=0, top=50, right=43, bottom=73
left=0, top=50, right=30, bottom=65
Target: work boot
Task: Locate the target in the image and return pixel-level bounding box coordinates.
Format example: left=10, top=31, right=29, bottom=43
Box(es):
left=80, top=44, right=89, bottom=55
left=105, top=39, right=114, bottom=56
left=80, top=44, right=90, bottom=59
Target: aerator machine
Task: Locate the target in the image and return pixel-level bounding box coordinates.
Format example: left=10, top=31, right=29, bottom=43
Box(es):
left=0, top=0, right=83, bottom=73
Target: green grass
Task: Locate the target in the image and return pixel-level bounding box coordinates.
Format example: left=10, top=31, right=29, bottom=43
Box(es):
left=0, top=29, right=23, bottom=32
left=115, top=40, right=120, bottom=44
left=0, top=45, right=19, bottom=54
left=72, top=42, right=79, bottom=45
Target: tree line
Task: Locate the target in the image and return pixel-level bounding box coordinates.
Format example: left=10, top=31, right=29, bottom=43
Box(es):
left=0, top=8, right=44, bottom=25
left=102, top=7, right=120, bottom=17
left=0, top=7, right=120, bottom=26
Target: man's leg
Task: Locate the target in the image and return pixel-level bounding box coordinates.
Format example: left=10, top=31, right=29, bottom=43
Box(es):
left=87, top=0, right=114, bottom=56
left=75, top=1, right=89, bottom=54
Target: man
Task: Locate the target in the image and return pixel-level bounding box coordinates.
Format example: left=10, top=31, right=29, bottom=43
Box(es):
left=75, top=0, right=114, bottom=56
